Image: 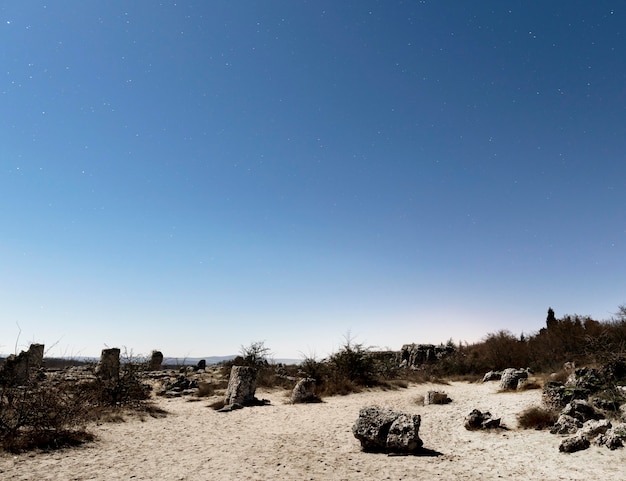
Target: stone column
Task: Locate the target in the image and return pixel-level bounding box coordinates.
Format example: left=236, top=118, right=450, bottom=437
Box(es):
left=97, top=348, right=121, bottom=381
left=224, top=366, right=257, bottom=406
left=27, top=343, right=45, bottom=369
left=149, top=350, right=164, bottom=371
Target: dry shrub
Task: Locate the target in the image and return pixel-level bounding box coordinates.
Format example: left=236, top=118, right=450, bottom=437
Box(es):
left=0, top=379, right=95, bottom=453
left=517, top=406, right=558, bottom=430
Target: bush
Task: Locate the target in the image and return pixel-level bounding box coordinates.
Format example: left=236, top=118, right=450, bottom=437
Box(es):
left=0, top=349, right=160, bottom=453
left=517, top=406, right=558, bottom=430
left=0, top=378, right=95, bottom=453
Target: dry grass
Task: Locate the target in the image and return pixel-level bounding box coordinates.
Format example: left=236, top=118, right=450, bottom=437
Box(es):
left=517, top=406, right=558, bottom=430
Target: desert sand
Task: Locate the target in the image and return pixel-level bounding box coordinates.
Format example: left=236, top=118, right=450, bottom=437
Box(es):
left=2, top=381, right=626, bottom=481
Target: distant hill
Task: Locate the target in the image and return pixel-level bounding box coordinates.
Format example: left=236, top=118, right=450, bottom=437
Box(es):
left=162, top=356, right=301, bottom=366
left=0, top=354, right=300, bottom=368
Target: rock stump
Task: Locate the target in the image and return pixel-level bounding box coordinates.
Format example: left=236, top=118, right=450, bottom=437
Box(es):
left=224, top=366, right=257, bottom=407
left=291, top=378, right=319, bottom=403
left=96, top=348, right=121, bottom=381
left=149, top=350, right=164, bottom=371
left=352, top=406, right=423, bottom=453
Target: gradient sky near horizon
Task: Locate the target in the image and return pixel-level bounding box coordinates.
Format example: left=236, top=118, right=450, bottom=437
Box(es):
left=2, top=1, right=625, bottom=359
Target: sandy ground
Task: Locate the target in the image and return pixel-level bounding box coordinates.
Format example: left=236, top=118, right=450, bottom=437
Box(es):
left=2, top=381, right=626, bottom=481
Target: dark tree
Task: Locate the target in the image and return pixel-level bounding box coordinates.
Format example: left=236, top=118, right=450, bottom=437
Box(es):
left=546, top=307, right=557, bottom=329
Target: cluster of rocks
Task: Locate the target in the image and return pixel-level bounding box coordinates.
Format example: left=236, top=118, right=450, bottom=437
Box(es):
left=352, top=406, right=423, bottom=454
left=541, top=364, right=626, bottom=452
left=400, top=343, right=455, bottom=369
left=158, top=375, right=201, bottom=397
left=551, top=400, right=626, bottom=452
left=482, top=367, right=530, bottom=390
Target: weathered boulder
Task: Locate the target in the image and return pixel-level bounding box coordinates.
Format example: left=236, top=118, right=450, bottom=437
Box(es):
left=0, top=343, right=45, bottom=386
left=482, top=371, right=501, bottom=382
left=464, top=409, right=501, bottom=430
left=149, top=350, right=164, bottom=371
left=560, top=399, right=603, bottom=423
left=559, top=434, right=590, bottom=453
left=26, top=343, right=44, bottom=369
left=499, top=368, right=528, bottom=391
left=550, top=415, right=582, bottom=435
left=352, top=406, right=422, bottom=453
left=425, top=391, right=451, bottom=405
left=291, top=378, right=319, bottom=404
left=595, top=423, right=626, bottom=450
left=579, top=419, right=611, bottom=440
left=542, top=381, right=588, bottom=410
left=96, top=348, right=121, bottom=381
left=566, top=367, right=604, bottom=394
left=224, top=366, right=257, bottom=407
left=197, top=359, right=207, bottom=370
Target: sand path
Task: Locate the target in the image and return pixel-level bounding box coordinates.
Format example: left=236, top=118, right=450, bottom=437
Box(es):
left=2, top=381, right=626, bottom=480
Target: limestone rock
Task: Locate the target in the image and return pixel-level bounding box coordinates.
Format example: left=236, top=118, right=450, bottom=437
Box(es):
left=579, top=419, right=611, bottom=440
left=550, top=415, right=582, bottom=435
left=464, top=409, right=501, bottom=430
left=499, top=368, right=528, bottom=391
left=399, top=344, right=454, bottom=368
left=559, top=434, right=590, bottom=453
left=96, top=348, right=121, bottom=381
left=425, top=391, right=451, bottom=405
left=352, top=406, right=422, bottom=453
left=149, top=350, right=164, bottom=371
left=560, top=399, right=603, bottom=423
left=595, top=423, right=626, bottom=450
left=482, top=371, right=501, bottom=382
left=0, top=343, right=45, bottom=386
left=291, top=378, right=319, bottom=404
left=224, top=366, right=258, bottom=407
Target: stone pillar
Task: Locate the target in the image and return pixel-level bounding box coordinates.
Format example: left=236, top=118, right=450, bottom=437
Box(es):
left=97, top=348, right=121, bottom=381
left=0, top=343, right=45, bottom=386
left=149, top=350, right=164, bottom=371
left=291, top=378, right=318, bottom=403
left=27, top=343, right=45, bottom=369
left=224, top=366, right=257, bottom=406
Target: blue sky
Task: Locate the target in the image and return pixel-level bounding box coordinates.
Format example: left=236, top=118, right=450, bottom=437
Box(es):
left=2, top=1, right=625, bottom=359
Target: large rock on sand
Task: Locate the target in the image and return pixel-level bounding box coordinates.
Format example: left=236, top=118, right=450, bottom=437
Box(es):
left=499, top=368, right=528, bottom=390
left=352, top=406, right=423, bottom=453
left=224, top=366, right=257, bottom=407
left=291, top=378, right=319, bottom=403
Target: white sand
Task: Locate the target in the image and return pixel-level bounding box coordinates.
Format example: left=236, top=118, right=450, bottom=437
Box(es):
left=3, top=381, right=626, bottom=480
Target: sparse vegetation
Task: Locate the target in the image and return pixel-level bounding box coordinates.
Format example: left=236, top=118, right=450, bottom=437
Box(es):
left=517, top=406, right=559, bottom=430
left=0, top=349, right=162, bottom=453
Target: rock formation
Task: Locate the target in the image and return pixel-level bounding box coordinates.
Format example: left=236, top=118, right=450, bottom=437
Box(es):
left=464, top=409, right=501, bottom=430
left=291, top=378, right=319, bottom=403
left=0, top=343, right=45, bottom=386
left=425, top=390, right=451, bottom=405
left=149, top=350, right=164, bottom=371
left=499, top=368, right=528, bottom=390
left=223, top=365, right=258, bottom=408
left=96, top=348, right=121, bottom=381
left=352, top=406, right=423, bottom=454
left=400, top=344, right=454, bottom=368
